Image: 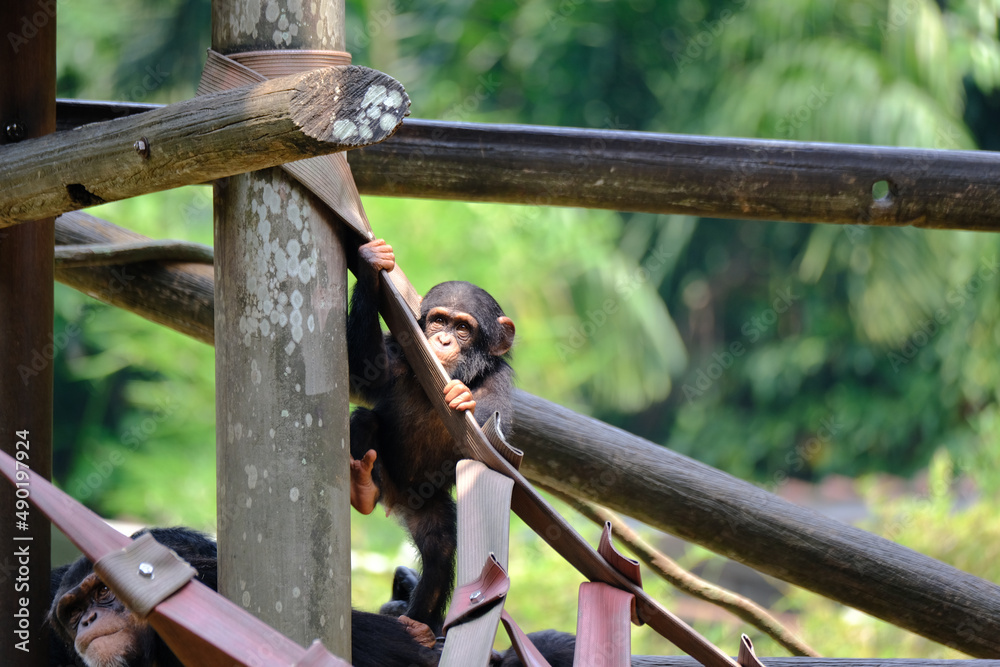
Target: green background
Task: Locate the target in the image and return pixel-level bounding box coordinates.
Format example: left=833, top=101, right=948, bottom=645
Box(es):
left=49, top=0, right=1000, bottom=657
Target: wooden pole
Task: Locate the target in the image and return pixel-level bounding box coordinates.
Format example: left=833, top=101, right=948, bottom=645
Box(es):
left=46, top=222, right=1000, bottom=656
left=0, top=2, right=54, bottom=666
left=0, top=66, right=406, bottom=228
left=212, top=0, right=351, bottom=659
left=54, top=211, right=215, bottom=344
left=55, top=104, right=1000, bottom=232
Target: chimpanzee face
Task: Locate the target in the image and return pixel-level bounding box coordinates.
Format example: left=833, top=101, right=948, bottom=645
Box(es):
left=419, top=281, right=514, bottom=383
left=53, top=571, right=153, bottom=667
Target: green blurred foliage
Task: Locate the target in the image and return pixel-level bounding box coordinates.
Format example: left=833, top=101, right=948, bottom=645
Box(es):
left=773, top=445, right=1000, bottom=658
left=50, top=0, right=1000, bottom=656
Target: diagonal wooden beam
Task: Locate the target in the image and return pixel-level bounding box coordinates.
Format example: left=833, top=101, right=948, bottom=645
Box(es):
left=0, top=66, right=407, bottom=228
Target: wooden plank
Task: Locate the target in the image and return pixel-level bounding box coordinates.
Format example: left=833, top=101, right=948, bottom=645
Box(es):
left=211, top=0, right=352, bottom=659
left=56, top=103, right=1000, bottom=232
left=0, top=2, right=54, bottom=665
left=439, top=461, right=514, bottom=667
left=0, top=65, right=407, bottom=228
left=50, top=214, right=1000, bottom=657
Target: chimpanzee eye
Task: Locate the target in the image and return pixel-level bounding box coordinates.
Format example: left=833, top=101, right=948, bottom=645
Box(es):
left=95, top=585, right=113, bottom=603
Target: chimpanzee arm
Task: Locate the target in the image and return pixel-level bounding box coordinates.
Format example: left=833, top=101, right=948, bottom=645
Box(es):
left=348, top=240, right=396, bottom=406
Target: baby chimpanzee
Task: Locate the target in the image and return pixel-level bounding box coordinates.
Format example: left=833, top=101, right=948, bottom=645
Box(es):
left=348, top=239, right=516, bottom=632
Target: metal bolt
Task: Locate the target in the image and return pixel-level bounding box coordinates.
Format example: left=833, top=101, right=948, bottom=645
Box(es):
left=5, top=122, right=24, bottom=141
left=134, top=136, right=150, bottom=159
left=138, top=562, right=155, bottom=579
left=469, top=590, right=483, bottom=604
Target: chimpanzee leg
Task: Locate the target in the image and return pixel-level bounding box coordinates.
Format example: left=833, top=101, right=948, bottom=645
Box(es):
left=349, top=408, right=382, bottom=514
left=402, top=491, right=457, bottom=633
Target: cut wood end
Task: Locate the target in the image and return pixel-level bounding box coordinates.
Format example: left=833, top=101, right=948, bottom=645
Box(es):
left=294, top=66, right=410, bottom=149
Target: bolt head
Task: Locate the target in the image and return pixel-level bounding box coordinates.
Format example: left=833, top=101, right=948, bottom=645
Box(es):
left=5, top=122, right=25, bottom=141
left=138, top=562, right=155, bottom=578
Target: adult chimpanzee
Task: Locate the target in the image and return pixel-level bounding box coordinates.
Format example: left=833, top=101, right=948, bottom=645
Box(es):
left=347, top=238, right=516, bottom=633
left=46, top=527, right=439, bottom=667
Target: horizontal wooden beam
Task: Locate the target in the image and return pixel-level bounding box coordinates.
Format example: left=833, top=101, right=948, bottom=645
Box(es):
left=51, top=212, right=1000, bottom=657
left=55, top=240, right=213, bottom=268
left=55, top=212, right=215, bottom=344
left=56, top=101, right=1000, bottom=231
left=0, top=67, right=407, bottom=227
left=347, top=122, right=1000, bottom=232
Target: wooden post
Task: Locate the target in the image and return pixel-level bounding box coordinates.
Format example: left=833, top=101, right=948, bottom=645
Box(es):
left=0, top=1, right=55, bottom=666
left=212, top=0, right=351, bottom=658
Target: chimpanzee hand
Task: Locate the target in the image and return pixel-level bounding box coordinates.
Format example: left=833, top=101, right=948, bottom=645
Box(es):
left=398, top=615, right=437, bottom=649
left=443, top=379, right=476, bottom=413
left=359, top=238, right=396, bottom=275
left=350, top=449, right=379, bottom=515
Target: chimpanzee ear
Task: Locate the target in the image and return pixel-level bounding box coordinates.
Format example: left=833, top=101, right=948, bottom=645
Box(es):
left=491, top=316, right=515, bottom=356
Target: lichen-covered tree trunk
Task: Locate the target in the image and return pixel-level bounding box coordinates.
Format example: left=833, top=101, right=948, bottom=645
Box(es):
left=212, top=0, right=351, bottom=658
